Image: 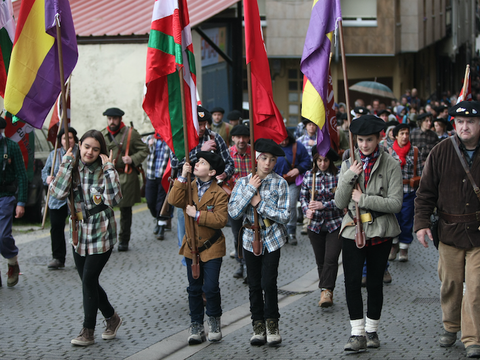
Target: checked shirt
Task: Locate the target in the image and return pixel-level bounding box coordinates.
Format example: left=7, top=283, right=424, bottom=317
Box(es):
left=390, top=144, right=423, bottom=193
left=228, top=172, right=290, bottom=254
left=50, top=155, right=123, bottom=256
left=229, top=144, right=252, bottom=185
left=145, top=136, right=170, bottom=180
left=410, top=128, right=439, bottom=165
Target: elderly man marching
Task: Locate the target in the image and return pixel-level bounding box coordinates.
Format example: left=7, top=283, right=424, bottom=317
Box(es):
left=415, top=101, right=480, bottom=359
left=101, top=108, right=148, bottom=251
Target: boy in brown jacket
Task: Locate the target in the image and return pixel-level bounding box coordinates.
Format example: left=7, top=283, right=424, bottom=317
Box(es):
left=168, top=151, right=228, bottom=345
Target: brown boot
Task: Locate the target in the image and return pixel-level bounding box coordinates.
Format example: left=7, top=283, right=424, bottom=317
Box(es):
left=388, top=243, right=399, bottom=261
left=102, top=312, right=122, bottom=340
left=399, top=248, right=408, bottom=262
left=7, top=262, right=20, bottom=287
left=71, top=328, right=95, bottom=346
left=318, top=289, right=333, bottom=307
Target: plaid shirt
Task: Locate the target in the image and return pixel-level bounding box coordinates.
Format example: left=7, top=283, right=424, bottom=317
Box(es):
left=297, top=134, right=316, bottom=161
left=170, top=128, right=235, bottom=178
left=145, top=136, right=170, bottom=180
left=229, top=144, right=252, bottom=185
left=49, top=155, right=123, bottom=256
left=410, top=128, right=439, bottom=165
left=41, top=146, right=78, bottom=209
left=228, top=172, right=290, bottom=254
left=390, top=144, right=423, bottom=193
left=300, top=170, right=343, bottom=233
left=178, top=175, right=212, bottom=222
left=0, top=135, right=28, bottom=204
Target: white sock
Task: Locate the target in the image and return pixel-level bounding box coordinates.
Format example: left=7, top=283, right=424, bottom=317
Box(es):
left=7, top=255, right=18, bottom=265
left=350, top=318, right=365, bottom=336
left=365, top=317, right=380, bottom=333
left=399, top=242, right=409, bottom=250
left=392, top=237, right=399, bottom=245
left=158, top=220, right=167, bottom=226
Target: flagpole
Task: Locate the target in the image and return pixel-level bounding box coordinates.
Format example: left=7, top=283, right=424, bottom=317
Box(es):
left=461, top=64, right=470, bottom=99
left=178, top=67, right=200, bottom=279
left=338, top=20, right=365, bottom=249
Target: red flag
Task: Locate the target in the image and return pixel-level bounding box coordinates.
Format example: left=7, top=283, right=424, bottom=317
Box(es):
left=456, top=64, right=472, bottom=104
left=47, top=80, right=71, bottom=146
left=326, top=68, right=339, bottom=152
left=162, top=159, right=172, bottom=193
left=244, top=0, right=287, bottom=144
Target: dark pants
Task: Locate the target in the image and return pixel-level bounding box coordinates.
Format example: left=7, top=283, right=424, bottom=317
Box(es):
left=73, top=248, right=114, bottom=329
left=0, top=196, right=18, bottom=259
left=395, top=191, right=416, bottom=245
left=49, top=204, right=68, bottom=263
left=229, top=214, right=245, bottom=265
left=342, top=237, right=392, bottom=321
left=119, top=207, right=132, bottom=244
left=185, top=257, right=222, bottom=324
left=145, top=178, right=169, bottom=220
left=244, top=247, right=281, bottom=323
left=308, top=228, right=342, bottom=290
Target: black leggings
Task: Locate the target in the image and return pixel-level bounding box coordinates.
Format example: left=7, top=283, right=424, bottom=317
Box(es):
left=342, top=237, right=392, bottom=321
left=73, top=248, right=114, bottom=329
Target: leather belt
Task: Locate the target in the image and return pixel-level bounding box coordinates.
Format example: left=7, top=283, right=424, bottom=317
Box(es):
left=440, top=211, right=480, bottom=223
left=197, top=229, right=222, bottom=253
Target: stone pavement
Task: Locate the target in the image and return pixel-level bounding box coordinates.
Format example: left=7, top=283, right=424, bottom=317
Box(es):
left=0, top=203, right=467, bottom=360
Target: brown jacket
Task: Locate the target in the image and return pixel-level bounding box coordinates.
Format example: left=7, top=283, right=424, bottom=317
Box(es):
left=168, top=178, right=228, bottom=261
left=414, top=135, right=480, bottom=249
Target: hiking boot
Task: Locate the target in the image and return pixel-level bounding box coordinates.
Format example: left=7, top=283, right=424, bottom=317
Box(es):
left=366, top=332, right=380, bottom=348
left=153, top=224, right=160, bottom=235
left=466, top=345, right=480, bottom=358
left=7, top=262, right=20, bottom=287
left=344, top=335, right=367, bottom=351
left=266, top=318, right=282, bottom=346
left=156, top=226, right=165, bottom=240
left=319, top=289, right=333, bottom=308
left=388, top=243, right=399, bottom=261
left=399, top=248, right=408, bottom=262
left=71, top=328, right=95, bottom=346
left=233, top=264, right=244, bottom=278
left=187, top=322, right=205, bottom=345
left=207, top=316, right=222, bottom=342
left=102, top=312, right=122, bottom=340
left=439, top=330, right=457, bottom=347
left=250, top=320, right=266, bottom=346
left=48, top=258, right=65, bottom=270
left=288, top=234, right=297, bottom=246
left=383, top=270, right=392, bottom=284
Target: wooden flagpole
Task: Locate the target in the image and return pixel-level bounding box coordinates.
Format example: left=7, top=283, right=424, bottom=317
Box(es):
left=178, top=67, right=200, bottom=279
left=461, top=64, right=470, bottom=99
left=338, top=21, right=365, bottom=248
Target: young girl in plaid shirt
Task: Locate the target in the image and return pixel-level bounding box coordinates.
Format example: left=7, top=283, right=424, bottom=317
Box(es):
left=50, top=130, right=123, bottom=346
left=300, top=147, right=343, bottom=308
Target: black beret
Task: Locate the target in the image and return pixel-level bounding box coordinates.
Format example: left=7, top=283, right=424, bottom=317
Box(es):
left=230, top=125, right=250, bottom=137
left=393, top=123, right=410, bottom=137
left=386, top=120, right=400, bottom=128
left=349, top=115, right=386, bottom=135
left=227, top=110, right=242, bottom=121
left=57, top=126, right=78, bottom=142
left=0, top=117, right=6, bottom=129
left=197, top=105, right=212, bottom=124
left=254, top=138, right=285, bottom=157
left=302, top=117, right=315, bottom=125
left=377, top=109, right=391, bottom=117
left=103, top=107, right=125, bottom=117
left=434, top=117, right=454, bottom=131
left=210, top=107, right=225, bottom=114
left=449, top=101, right=480, bottom=117
left=354, top=106, right=369, bottom=115
left=312, top=145, right=340, bottom=162
left=196, top=151, right=225, bottom=176
left=416, top=112, right=433, bottom=121
left=434, top=105, right=448, bottom=113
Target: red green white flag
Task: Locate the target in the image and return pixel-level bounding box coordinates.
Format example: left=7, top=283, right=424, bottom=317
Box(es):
left=0, top=0, right=15, bottom=98
left=143, top=0, right=199, bottom=161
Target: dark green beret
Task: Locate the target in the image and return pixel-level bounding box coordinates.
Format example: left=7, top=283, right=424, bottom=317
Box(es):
left=197, top=105, right=212, bottom=124
left=230, top=125, right=250, bottom=137
left=449, top=101, right=480, bottom=117
left=103, top=107, right=125, bottom=117
left=196, top=151, right=225, bottom=175
left=254, top=138, right=285, bottom=157
left=349, top=115, right=386, bottom=135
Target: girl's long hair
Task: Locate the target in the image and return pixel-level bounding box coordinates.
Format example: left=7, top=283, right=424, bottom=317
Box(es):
left=312, top=152, right=338, bottom=176
left=72, top=130, right=108, bottom=184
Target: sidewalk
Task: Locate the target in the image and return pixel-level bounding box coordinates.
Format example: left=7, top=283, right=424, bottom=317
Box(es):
left=0, top=204, right=464, bottom=359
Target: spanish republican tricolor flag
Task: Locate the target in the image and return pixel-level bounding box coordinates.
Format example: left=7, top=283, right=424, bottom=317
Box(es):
left=300, top=0, right=342, bottom=130
left=143, top=0, right=199, bottom=161
left=0, top=0, right=15, bottom=98
left=4, top=0, right=78, bottom=129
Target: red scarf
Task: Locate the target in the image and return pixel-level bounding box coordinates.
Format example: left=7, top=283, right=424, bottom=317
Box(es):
left=392, top=140, right=411, bottom=168
left=107, top=121, right=125, bottom=136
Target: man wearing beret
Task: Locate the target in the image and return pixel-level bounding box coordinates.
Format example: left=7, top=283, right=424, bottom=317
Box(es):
left=101, top=107, right=148, bottom=251
left=0, top=117, right=27, bottom=287
left=415, top=101, right=480, bottom=358
left=210, top=106, right=231, bottom=147
left=410, top=112, right=439, bottom=166
left=226, top=110, right=242, bottom=127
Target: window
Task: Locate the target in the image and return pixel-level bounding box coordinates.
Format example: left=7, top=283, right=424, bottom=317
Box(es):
left=341, top=0, right=377, bottom=27
left=287, top=67, right=303, bottom=125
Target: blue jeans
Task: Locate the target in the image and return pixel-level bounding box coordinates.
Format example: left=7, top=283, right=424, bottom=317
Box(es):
left=0, top=196, right=19, bottom=259
left=176, top=207, right=186, bottom=266
left=395, top=191, right=416, bottom=245
left=185, top=257, right=223, bottom=324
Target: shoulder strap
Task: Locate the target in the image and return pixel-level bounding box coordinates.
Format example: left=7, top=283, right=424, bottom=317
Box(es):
left=114, top=127, right=130, bottom=166
left=291, top=142, right=297, bottom=169
left=450, top=136, right=480, bottom=202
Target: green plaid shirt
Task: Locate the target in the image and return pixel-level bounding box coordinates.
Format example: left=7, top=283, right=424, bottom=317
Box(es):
left=49, top=154, right=123, bottom=256
left=0, top=135, right=28, bottom=204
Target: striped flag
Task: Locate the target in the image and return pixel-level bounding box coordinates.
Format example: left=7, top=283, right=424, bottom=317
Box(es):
left=4, top=0, right=78, bottom=129
left=47, top=77, right=71, bottom=146
left=456, top=64, right=472, bottom=104
left=300, top=0, right=342, bottom=134
left=0, top=0, right=15, bottom=98
left=143, top=0, right=199, bottom=161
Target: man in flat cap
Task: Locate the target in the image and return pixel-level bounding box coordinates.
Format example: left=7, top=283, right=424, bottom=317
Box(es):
left=210, top=106, right=232, bottom=147
left=410, top=112, right=439, bottom=166
left=0, top=117, right=27, bottom=287
left=101, top=107, right=148, bottom=251
left=415, top=101, right=480, bottom=359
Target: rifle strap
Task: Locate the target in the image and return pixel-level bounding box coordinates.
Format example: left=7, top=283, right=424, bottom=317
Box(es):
left=113, top=127, right=129, bottom=166
left=450, top=136, right=480, bottom=202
